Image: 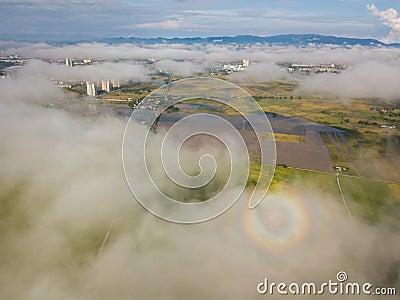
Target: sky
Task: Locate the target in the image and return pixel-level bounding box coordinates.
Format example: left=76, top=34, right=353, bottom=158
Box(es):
left=0, top=0, right=399, bottom=41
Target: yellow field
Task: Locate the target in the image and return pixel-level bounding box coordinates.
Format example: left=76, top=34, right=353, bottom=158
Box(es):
left=388, top=183, right=400, bottom=202
left=274, top=133, right=305, bottom=143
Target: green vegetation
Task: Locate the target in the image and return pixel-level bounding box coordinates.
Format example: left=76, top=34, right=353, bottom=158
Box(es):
left=247, top=162, right=262, bottom=187
left=340, top=176, right=399, bottom=222
left=67, top=85, right=86, bottom=95
left=269, top=166, right=339, bottom=194
left=165, top=105, right=179, bottom=113
left=98, top=83, right=158, bottom=100
left=236, top=80, right=399, bottom=182
left=242, top=81, right=298, bottom=99
left=179, top=99, right=234, bottom=114
left=244, top=81, right=399, bottom=133
left=263, top=166, right=400, bottom=223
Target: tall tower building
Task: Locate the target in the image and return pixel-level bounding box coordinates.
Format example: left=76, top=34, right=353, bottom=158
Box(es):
left=65, top=57, right=73, bottom=67
left=101, top=80, right=111, bottom=93
left=86, top=82, right=97, bottom=96
left=111, top=80, right=120, bottom=88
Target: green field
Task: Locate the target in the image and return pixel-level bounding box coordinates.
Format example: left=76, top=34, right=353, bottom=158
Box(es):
left=340, top=175, right=400, bottom=222
left=259, top=166, right=400, bottom=223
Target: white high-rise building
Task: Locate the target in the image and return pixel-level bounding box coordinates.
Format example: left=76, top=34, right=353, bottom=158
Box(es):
left=65, top=57, right=73, bottom=67
left=101, top=80, right=111, bottom=93
left=242, top=59, right=250, bottom=67
left=111, top=80, right=120, bottom=88
left=86, top=82, right=96, bottom=96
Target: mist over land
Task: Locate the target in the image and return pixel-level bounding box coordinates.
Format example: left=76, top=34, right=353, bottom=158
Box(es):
left=4, top=39, right=400, bottom=99
left=1, top=35, right=400, bottom=299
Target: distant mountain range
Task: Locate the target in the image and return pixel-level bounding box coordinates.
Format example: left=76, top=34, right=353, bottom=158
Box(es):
left=98, top=34, right=400, bottom=48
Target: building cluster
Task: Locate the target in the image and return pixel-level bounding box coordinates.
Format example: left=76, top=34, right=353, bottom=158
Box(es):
left=210, top=59, right=250, bottom=75
left=335, top=166, right=348, bottom=173
left=283, top=63, right=349, bottom=74
left=222, top=59, right=250, bottom=72
left=0, top=54, right=28, bottom=78
left=137, top=95, right=182, bottom=110
left=86, top=82, right=97, bottom=96
left=49, top=57, right=123, bottom=97
left=371, top=106, right=400, bottom=115
left=101, top=80, right=111, bottom=93
left=380, top=125, right=397, bottom=129
left=52, top=80, right=72, bottom=88
left=64, top=57, right=96, bottom=67
left=65, top=57, right=73, bottom=67
left=86, top=80, right=120, bottom=96
left=137, top=98, right=161, bottom=110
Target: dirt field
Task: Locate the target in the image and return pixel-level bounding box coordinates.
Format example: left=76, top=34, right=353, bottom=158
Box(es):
left=156, top=110, right=339, bottom=172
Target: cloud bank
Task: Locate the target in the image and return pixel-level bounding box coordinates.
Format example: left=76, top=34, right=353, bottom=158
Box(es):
left=3, top=41, right=400, bottom=99
left=299, top=60, right=400, bottom=99
left=19, top=60, right=150, bottom=82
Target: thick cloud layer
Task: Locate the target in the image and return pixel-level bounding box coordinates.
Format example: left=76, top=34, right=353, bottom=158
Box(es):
left=19, top=60, right=150, bottom=82
left=228, top=62, right=287, bottom=83
left=299, top=60, right=400, bottom=99
left=154, top=59, right=210, bottom=76
left=3, top=42, right=400, bottom=99
left=0, top=62, right=399, bottom=299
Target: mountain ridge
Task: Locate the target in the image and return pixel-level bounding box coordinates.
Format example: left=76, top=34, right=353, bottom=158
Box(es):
left=8, top=34, right=399, bottom=47
left=98, top=34, right=400, bottom=47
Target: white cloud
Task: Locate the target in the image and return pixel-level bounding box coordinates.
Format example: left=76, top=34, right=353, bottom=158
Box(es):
left=299, top=59, right=400, bottom=99
left=4, top=41, right=400, bottom=99
left=155, top=59, right=210, bottom=76
left=367, top=4, right=400, bottom=42
left=19, top=60, right=150, bottom=82
left=228, top=62, right=287, bottom=83
left=135, top=19, right=184, bottom=29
